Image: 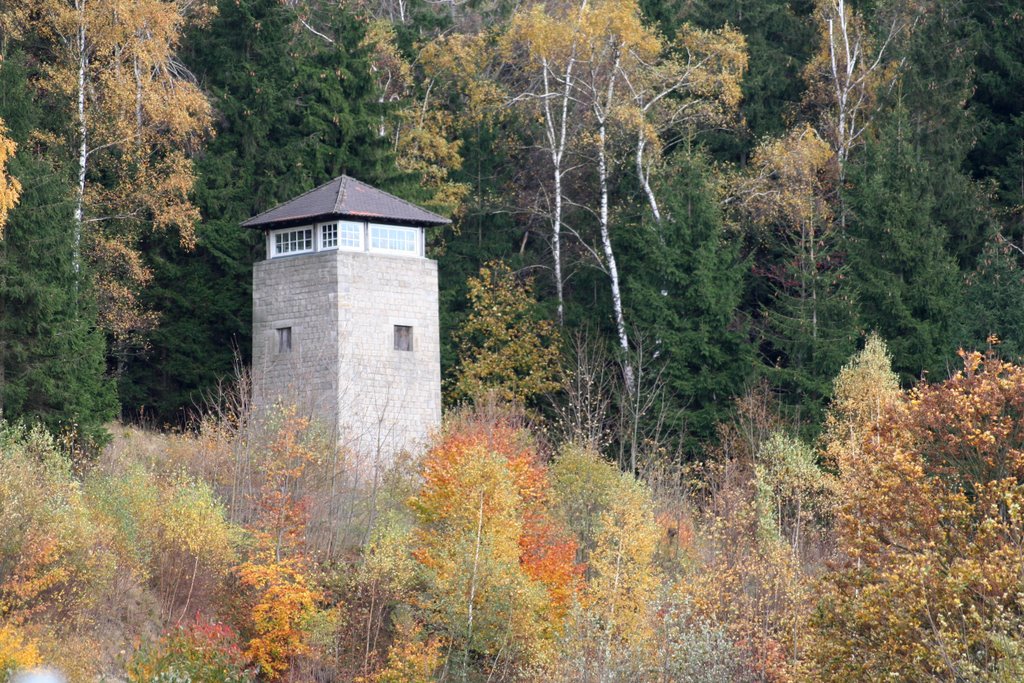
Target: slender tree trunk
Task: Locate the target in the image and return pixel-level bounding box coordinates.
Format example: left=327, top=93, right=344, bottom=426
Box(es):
left=594, top=55, right=633, bottom=391
left=600, top=534, right=623, bottom=683
left=464, top=493, right=484, bottom=672
left=636, top=131, right=661, bottom=223
left=541, top=57, right=574, bottom=325
left=133, top=54, right=144, bottom=142
left=74, top=0, right=88, bottom=275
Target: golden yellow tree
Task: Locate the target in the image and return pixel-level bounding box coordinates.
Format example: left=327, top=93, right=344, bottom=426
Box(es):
left=809, top=351, right=1024, bottom=680
left=548, top=447, right=663, bottom=680
left=451, top=261, right=562, bottom=406
left=2, top=0, right=213, bottom=344
left=820, top=332, right=901, bottom=473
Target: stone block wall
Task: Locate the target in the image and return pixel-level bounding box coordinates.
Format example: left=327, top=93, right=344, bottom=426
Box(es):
left=252, top=248, right=442, bottom=464
left=335, top=251, right=441, bottom=461
left=252, top=250, right=341, bottom=430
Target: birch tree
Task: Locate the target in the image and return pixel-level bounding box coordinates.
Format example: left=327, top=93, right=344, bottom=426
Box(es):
left=504, top=3, right=591, bottom=324
left=803, top=0, right=907, bottom=180
left=2, top=0, right=213, bottom=344
left=620, top=24, right=746, bottom=223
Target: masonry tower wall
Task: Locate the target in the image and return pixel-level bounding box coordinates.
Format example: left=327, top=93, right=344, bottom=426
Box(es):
left=252, top=249, right=441, bottom=460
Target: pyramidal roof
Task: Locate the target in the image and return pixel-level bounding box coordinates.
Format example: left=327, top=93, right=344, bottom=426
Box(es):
left=241, top=175, right=451, bottom=229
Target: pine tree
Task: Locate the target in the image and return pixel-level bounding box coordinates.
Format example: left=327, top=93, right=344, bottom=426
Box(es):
left=0, top=53, right=116, bottom=446
left=623, top=153, right=754, bottom=444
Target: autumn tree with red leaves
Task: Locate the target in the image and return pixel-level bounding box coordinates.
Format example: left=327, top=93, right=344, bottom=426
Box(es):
left=406, top=410, right=580, bottom=679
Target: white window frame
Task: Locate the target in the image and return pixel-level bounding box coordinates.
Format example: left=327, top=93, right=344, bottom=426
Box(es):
left=318, top=221, right=338, bottom=250
left=368, top=223, right=420, bottom=256
left=269, top=226, right=314, bottom=258
left=338, top=220, right=364, bottom=250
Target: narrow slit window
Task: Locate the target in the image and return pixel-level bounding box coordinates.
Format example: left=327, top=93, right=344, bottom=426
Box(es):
left=277, top=327, right=292, bottom=353
left=394, top=325, right=413, bottom=351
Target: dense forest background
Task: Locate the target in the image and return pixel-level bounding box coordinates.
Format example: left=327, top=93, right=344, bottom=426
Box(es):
left=0, top=0, right=1020, bottom=445
left=1, top=0, right=1024, bottom=680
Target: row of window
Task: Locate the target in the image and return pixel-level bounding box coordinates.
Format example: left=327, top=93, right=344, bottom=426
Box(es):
left=270, top=221, right=420, bottom=258
left=276, top=325, right=413, bottom=353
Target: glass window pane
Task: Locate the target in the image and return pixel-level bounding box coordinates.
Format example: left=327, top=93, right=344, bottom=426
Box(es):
left=339, top=221, right=362, bottom=248
left=369, top=224, right=418, bottom=254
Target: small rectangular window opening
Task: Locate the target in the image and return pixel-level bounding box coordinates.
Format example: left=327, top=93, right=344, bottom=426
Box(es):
left=277, top=327, right=292, bottom=353
left=394, top=325, right=413, bottom=352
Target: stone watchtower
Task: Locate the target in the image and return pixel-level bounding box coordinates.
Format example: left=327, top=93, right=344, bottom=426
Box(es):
left=242, top=175, right=449, bottom=459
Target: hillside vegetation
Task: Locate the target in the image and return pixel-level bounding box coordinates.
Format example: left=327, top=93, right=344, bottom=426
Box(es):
left=5, top=342, right=1024, bottom=680
left=1, top=0, right=1023, bottom=679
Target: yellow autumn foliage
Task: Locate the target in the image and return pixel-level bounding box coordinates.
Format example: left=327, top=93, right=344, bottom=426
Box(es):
left=0, top=118, right=21, bottom=238
left=0, top=622, right=42, bottom=676
left=451, top=261, right=562, bottom=406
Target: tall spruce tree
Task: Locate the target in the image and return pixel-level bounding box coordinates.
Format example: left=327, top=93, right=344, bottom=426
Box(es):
left=894, top=0, right=990, bottom=266
left=0, top=54, right=116, bottom=446
left=844, top=104, right=963, bottom=382
left=960, top=240, right=1024, bottom=361
left=966, top=2, right=1024, bottom=238
left=119, top=0, right=396, bottom=422
left=623, top=153, right=754, bottom=445
left=689, top=0, right=816, bottom=161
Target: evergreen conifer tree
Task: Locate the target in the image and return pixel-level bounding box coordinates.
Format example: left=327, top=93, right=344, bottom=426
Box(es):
left=844, top=104, right=962, bottom=381
left=960, top=241, right=1024, bottom=361
left=966, top=2, right=1024, bottom=238
left=624, top=154, right=754, bottom=444
left=0, top=54, right=116, bottom=446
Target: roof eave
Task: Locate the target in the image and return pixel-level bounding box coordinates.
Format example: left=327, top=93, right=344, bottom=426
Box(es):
left=241, top=211, right=451, bottom=230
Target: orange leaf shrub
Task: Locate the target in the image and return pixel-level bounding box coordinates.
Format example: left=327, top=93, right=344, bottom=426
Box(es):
left=809, top=350, right=1024, bottom=680
left=408, top=410, right=580, bottom=676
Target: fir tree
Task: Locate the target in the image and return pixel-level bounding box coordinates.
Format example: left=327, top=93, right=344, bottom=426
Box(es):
left=0, top=54, right=116, bottom=446
left=624, top=153, right=754, bottom=445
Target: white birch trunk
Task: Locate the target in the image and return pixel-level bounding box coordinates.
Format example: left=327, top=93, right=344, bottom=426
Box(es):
left=74, top=0, right=88, bottom=275
left=598, top=122, right=633, bottom=393
left=635, top=131, right=661, bottom=223
left=541, top=56, right=574, bottom=325
left=594, top=54, right=634, bottom=392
